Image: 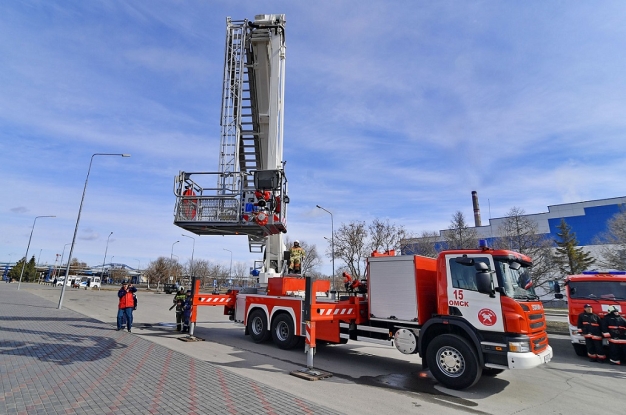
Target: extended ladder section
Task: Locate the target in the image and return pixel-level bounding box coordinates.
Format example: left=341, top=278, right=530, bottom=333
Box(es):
left=174, top=15, right=288, bottom=255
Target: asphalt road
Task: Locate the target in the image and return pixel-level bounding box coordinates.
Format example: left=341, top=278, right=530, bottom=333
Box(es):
left=23, top=284, right=626, bottom=415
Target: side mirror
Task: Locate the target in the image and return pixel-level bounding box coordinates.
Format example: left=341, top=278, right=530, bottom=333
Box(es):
left=476, top=271, right=495, bottom=297
left=552, top=280, right=563, bottom=299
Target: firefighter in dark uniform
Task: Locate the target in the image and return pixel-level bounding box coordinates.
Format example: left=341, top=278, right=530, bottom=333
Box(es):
left=602, top=305, right=626, bottom=365
left=173, top=287, right=186, bottom=332
left=182, top=290, right=192, bottom=333
left=577, top=303, right=606, bottom=362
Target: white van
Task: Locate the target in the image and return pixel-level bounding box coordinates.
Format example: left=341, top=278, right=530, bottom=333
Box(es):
left=79, top=276, right=101, bottom=289
left=56, top=276, right=80, bottom=287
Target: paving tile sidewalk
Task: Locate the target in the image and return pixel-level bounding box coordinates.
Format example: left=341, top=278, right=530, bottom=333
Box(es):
left=0, top=284, right=342, bottom=415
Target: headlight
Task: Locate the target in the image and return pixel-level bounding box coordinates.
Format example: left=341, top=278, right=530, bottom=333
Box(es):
left=509, top=341, right=530, bottom=353
left=571, top=329, right=580, bottom=336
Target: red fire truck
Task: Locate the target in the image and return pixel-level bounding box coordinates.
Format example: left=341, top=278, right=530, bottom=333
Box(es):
left=190, top=243, right=552, bottom=390
left=556, top=271, right=626, bottom=356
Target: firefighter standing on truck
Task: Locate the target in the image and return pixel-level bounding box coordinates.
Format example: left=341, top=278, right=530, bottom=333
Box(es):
left=577, top=304, right=606, bottom=362
left=602, top=305, right=626, bottom=365
left=289, top=240, right=304, bottom=274
left=173, top=287, right=186, bottom=332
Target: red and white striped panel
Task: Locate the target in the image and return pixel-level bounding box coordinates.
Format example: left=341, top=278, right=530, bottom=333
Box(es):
left=305, top=321, right=311, bottom=344
left=316, top=307, right=355, bottom=317
left=197, top=296, right=234, bottom=304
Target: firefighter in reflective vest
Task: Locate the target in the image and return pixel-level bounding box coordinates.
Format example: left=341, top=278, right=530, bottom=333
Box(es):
left=577, top=304, right=605, bottom=362
left=602, top=305, right=626, bottom=365
left=289, top=240, right=305, bottom=274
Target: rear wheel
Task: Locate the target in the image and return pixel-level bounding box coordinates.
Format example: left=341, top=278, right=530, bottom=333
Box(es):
left=247, top=309, right=270, bottom=343
left=573, top=343, right=587, bottom=357
left=426, top=334, right=482, bottom=390
left=271, top=313, right=300, bottom=349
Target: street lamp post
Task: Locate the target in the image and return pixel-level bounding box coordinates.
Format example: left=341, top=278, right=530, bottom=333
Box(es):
left=316, top=205, right=335, bottom=295
left=181, top=234, right=195, bottom=279
left=170, top=240, right=180, bottom=284
left=134, top=259, right=141, bottom=284
left=223, top=248, right=233, bottom=284
left=101, top=232, right=113, bottom=284
left=58, top=242, right=71, bottom=283
left=58, top=153, right=130, bottom=309
left=18, top=215, right=55, bottom=290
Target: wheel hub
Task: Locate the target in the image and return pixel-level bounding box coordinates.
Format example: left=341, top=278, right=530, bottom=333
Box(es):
left=276, top=321, right=289, bottom=341
left=437, top=346, right=465, bottom=377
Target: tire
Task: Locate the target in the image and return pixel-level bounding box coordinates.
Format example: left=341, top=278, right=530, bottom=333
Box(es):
left=426, top=334, right=482, bottom=390
left=271, top=313, right=300, bottom=350
left=573, top=343, right=587, bottom=357
left=247, top=309, right=270, bottom=343
left=482, top=368, right=504, bottom=376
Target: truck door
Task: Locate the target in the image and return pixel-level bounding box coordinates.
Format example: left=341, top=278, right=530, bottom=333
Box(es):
left=445, top=254, right=504, bottom=332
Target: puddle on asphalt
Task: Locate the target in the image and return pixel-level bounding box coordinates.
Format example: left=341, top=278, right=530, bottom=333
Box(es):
left=342, top=372, right=488, bottom=414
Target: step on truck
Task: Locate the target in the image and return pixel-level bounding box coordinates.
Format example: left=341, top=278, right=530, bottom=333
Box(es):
left=555, top=271, right=626, bottom=356
left=190, top=241, right=553, bottom=390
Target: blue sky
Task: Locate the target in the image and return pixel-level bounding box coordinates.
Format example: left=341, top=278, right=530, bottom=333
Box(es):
left=2, top=1, right=626, bottom=275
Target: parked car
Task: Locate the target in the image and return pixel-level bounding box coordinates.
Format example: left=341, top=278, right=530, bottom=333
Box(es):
left=79, top=276, right=101, bottom=289
left=163, top=283, right=180, bottom=294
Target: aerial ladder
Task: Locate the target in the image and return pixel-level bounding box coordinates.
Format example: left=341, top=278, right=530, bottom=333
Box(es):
left=173, top=15, right=288, bottom=277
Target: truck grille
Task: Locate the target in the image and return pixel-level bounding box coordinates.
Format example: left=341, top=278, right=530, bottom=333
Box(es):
left=531, top=335, right=548, bottom=353
left=530, top=321, right=545, bottom=330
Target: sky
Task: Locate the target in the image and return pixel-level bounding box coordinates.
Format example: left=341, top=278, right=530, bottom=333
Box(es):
left=2, top=1, right=626, bottom=276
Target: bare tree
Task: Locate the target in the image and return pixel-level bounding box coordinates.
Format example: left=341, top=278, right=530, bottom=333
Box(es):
left=495, top=207, right=556, bottom=291
left=403, top=230, right=441, bottom=258
left=300, top=241, right=322, bottom=275
left=233, top=261, right=249, bottom=285
left=208, top=263, right=229, bottom=290
left=333, top=221, right=369, bottom=279
left=595, top=208, right=626, bottom=270
left=189, top=259, right=211, bottom=288
left=444, top=211, right=478, bottom=249
left=368, top=218, right=408, bottom=253
left=143, top=257, right=171, bottom=289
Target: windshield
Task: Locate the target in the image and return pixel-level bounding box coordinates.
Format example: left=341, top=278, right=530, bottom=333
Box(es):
left=495, top=259, right=537, bottom=300
left=569, top=281, right=626, bottom=300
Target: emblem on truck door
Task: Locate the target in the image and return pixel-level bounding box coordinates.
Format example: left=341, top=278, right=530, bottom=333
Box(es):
left=478, top=308, right=497, bottom=326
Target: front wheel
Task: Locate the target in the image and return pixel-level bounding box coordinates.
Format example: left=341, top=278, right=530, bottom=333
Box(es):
left=247, top=309, right=270, bottom=343
left=426, top=334, right=482, bottom=390
left=573, top=343, right=587, bottom=357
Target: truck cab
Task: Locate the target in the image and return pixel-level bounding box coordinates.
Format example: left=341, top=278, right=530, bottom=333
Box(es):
left=365, top=244, right=552, bottom=389
left=559, top=271, right=626, bottom=356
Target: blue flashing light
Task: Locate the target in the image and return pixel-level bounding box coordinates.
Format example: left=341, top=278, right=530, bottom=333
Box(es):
left=582, top=271, right=626, bottom=275
left=479, top=239, right=488, bottom=248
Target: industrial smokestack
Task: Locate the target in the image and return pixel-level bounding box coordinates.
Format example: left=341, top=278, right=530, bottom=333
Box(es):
left=472, top=191, right=482, bottom=227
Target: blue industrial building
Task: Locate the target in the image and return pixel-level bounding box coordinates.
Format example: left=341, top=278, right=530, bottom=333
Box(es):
left=403, top=196, right=626, bottom=254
